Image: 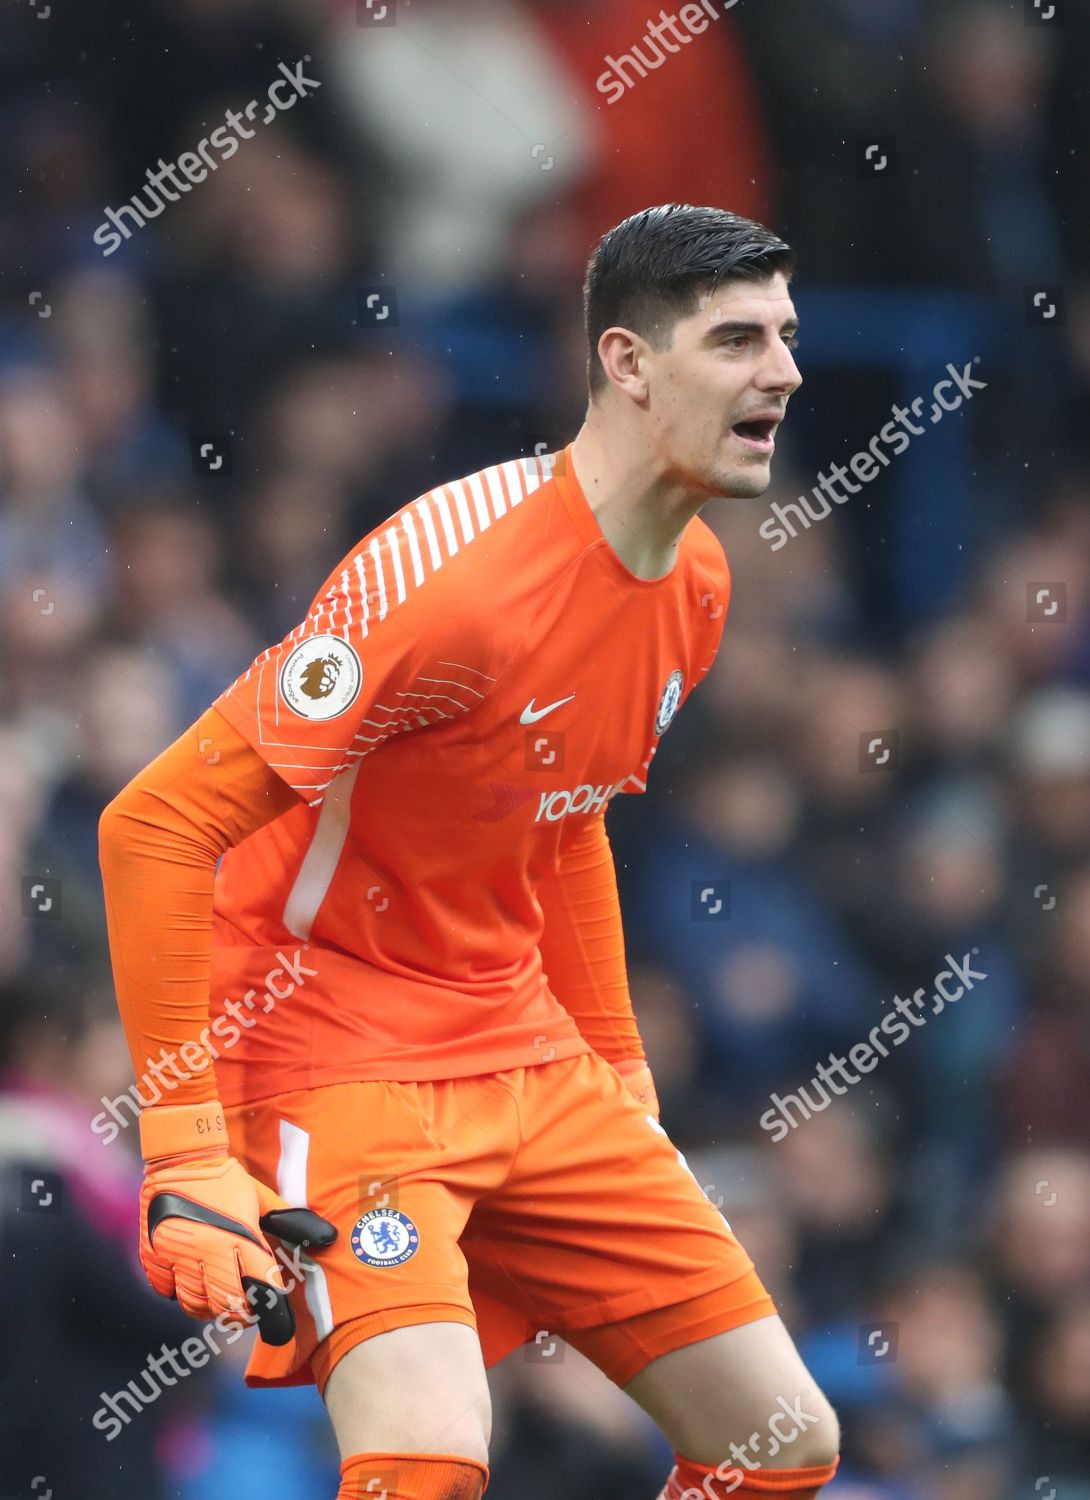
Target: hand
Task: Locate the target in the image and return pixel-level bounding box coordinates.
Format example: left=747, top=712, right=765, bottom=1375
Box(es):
left=614, top=1057, right=660, bottom=1119
left=138, top=1102, right=336, bottom=1346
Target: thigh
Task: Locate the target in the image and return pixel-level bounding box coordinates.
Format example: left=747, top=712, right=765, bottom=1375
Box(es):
left=624, top=1315, right=840, bottom=1469
left=323, top=1321, right=491, bottom=1466
left=463, top=1053, right=774, bottom=1376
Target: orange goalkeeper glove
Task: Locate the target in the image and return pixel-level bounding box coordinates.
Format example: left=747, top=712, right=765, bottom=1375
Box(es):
left=614, top=1058, right=660, bottom=1118
left=138, top=1101, right=336, bottom=1346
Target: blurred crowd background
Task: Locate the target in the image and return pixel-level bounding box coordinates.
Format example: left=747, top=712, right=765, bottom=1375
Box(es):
left=2, top=0, right=1089, bottom=1496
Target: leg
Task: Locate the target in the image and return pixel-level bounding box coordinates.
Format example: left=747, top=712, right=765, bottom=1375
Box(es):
left=323, top=1322, right=491, bottom=1498
left=224, top=1076, right=519, bottom=1499
left=624, top=1313, right=840, bottom=1473
left=323, top=1321, right=491, bottom=1464
left=460, top=1055, right=838, bottom=1495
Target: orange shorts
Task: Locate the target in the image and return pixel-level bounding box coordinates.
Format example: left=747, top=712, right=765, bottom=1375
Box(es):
left=224, top=1051, right=776, bottom=1393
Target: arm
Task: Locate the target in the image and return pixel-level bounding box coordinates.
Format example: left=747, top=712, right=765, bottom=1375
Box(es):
left=101, top=509, right=496, bottom=1332
left=98, top=705, right=335, bottom=1340
left=99, top=704, right=297, bottom=1105
left=536, top=811, right=659, bottom=1116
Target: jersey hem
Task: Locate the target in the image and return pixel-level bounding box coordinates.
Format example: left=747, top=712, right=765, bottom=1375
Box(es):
left=214, top=1033, right=594, bottom=1108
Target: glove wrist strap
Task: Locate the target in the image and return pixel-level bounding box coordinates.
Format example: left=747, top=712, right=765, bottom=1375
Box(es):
left=140, top=1099, right=229, bottom=1162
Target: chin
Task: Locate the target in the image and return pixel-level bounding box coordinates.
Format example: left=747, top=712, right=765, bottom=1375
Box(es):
left=710, top=465, right=772, bottom=500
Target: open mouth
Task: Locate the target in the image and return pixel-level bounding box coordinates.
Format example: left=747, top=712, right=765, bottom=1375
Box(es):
left=731, top=418, right=778, bottom=453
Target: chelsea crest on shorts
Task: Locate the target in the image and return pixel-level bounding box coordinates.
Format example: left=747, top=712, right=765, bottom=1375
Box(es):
left=350, top=1207, right=421, bottom=1268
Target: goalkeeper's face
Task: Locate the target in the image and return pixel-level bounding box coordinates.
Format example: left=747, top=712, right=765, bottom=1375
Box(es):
left=649, top=272, right=801, bottom=500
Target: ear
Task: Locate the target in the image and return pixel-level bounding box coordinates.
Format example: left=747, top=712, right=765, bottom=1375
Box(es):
left=596, top=326, right=650, bottom=401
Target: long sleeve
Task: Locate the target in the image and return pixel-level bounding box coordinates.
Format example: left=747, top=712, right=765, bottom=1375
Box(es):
left=98, top=705, right=299, bottom=1106
left=535, top=810, right=645, bottom=1065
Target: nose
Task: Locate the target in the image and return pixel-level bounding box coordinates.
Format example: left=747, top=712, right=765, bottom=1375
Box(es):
left=758, top=341, right=802, bottom=395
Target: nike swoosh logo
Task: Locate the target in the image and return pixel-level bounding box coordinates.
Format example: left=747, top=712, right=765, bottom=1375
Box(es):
left=147, top=1191, right=265, bottom=1250
left=520, top=694, right=575, bottom=725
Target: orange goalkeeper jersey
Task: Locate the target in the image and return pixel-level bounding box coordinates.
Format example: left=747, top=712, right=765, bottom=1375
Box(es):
left=205, top=445, right=730, bottom=1103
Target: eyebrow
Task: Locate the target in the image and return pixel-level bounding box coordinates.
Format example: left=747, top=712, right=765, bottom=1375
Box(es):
left=703, top=317, right=800, bottom=340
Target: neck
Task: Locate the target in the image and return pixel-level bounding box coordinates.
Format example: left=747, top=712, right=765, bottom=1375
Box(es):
left=569, top=414, right=708, bottom=581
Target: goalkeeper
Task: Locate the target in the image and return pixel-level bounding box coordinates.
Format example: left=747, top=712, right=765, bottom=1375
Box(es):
left=100, top=205, right=839, bottom=1500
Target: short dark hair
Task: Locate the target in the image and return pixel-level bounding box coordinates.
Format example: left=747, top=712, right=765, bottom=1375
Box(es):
left=583, top=203, right=796, bottom=396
